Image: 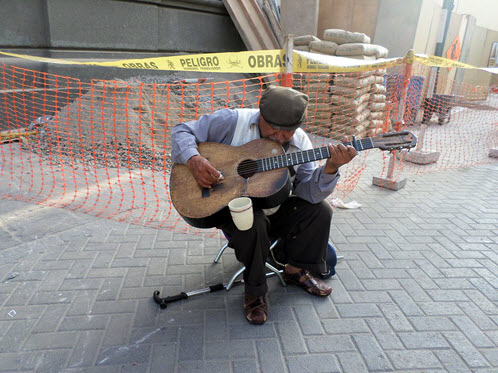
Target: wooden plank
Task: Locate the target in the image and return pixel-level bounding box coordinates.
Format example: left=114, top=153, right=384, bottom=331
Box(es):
left=222, top=0, right=280, bottom=50
left=262, top=0, right=284, bottom=47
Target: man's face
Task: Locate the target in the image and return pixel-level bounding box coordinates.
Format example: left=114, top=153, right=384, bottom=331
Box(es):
left=259, top=116, right=296, bottom=146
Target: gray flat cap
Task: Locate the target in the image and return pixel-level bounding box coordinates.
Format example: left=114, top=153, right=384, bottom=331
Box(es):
left=259, top=86, right=309, bottom=130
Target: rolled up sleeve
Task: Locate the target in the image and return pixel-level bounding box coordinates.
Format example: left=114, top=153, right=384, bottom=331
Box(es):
left=171, top=109, right=238, bottom=164
left=293, top=162, right=340, bottom=203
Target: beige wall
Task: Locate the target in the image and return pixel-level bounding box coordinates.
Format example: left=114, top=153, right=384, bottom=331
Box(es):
left=374, top=0, right=423, bottom=58
left=435, top=13, right=463, bottom=94
left=413, top=0, right=442, bottom=55
left=459, top=26, right=492, bottom=99
left=454, top=0, right=498, bottom=30
left=317, top=0, right=380, bottom=40
left=281, top=0, right=320, bottom=37
left=483, top=30, right=498, bottom=87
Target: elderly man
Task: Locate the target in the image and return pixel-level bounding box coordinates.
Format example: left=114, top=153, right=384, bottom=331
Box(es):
left=171, top=85, right=356, bottom=324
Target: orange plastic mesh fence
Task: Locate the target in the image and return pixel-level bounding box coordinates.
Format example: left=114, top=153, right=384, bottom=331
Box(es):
left=1, top=61, right=497, bottom=235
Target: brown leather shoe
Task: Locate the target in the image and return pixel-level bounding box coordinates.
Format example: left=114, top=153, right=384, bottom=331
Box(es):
left=244, top=294, right=268, bottom=325
left=283, top=269, right=332, bottom=296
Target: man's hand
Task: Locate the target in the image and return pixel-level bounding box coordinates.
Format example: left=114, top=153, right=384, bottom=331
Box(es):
left=323, top=141, right=357, bottom=175
left=187, top=155, right=223, bottom=188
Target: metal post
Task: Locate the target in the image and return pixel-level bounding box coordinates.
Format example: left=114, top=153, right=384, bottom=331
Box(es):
left=282, top=34, right=293, bottom=87
left=372, top=51, right=416, bottom=191
left=432, top=0, right=455, bottom=96
left=396, top=52, right=440, bottom=165
left=396, top=49, right=415, bottom=125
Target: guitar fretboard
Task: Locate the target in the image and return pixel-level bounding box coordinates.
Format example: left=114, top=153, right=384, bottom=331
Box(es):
left=257, top=137, right=375, bottom=172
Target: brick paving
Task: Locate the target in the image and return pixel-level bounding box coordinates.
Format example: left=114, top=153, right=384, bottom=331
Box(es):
left=0, top=162, right=497, bottom=372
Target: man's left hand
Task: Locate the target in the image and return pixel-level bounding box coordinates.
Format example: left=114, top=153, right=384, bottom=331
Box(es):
left=323, top=142, right=357, bottom=174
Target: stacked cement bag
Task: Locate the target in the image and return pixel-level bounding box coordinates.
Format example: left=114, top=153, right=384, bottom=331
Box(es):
left=368, top=69, right=388, bottom=135
left=323, top=29, right=388, bottom=60
left=294, top=35, right=338, bottom=56
left=293, top=73, right=331, bottom=134
left=328, top=71, right=375, bottom=138
left=292, top=29, right=390, bottom=138
left=294, top=29, right=389, bottom=60
left=294, top=35, right=320, bottom=52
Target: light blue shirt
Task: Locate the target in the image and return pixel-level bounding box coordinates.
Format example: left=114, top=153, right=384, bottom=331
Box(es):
left=171, top=108, right=340, bottom=203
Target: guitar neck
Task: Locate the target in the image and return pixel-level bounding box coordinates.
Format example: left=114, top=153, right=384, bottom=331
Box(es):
left=257, top=137, right=375, bottom=172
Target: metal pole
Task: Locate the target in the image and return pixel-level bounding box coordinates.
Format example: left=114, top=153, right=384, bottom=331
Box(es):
left=431, top=0, right=455, bottom=96
left=396, top=49, right=415, bottom=124
left=282, top=34, right=293, bottom=87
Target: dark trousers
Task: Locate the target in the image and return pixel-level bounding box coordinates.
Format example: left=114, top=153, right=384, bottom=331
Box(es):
left=218, top=197, right=333, bottom=296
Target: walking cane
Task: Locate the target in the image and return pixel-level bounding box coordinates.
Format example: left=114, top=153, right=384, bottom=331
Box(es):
left=153, top=280, right=243, bottom=309
left=153, top=268, right=283, bottom=309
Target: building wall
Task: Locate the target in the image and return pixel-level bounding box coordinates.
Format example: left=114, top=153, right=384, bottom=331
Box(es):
left=413, top=0, right=442, bottom=55
left=454, top=0, right=498, bottom=30
left=435, top=12, right=463, bottom=94
left=0, top=0, right=244, bottom=54
left=0, top=0, right=244, bottom=82
left=280, top=0, right=320, bottom=38
left=373, top=0, right=423, bottom=58
left=317, top=0, right=380, bottom=41
left=483, top=30, right=498, bottom=87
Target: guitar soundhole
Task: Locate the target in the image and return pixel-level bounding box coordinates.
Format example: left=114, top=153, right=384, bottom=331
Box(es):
left=237, top=159, right=258, bottom=179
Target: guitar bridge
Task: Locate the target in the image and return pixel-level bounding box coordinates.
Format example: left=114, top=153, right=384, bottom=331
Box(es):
left=201, top=188, right=210, bottom=198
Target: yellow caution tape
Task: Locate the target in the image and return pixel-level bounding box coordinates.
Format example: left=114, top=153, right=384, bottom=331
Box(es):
left=292, top=51, right=403, bottom=73
left=1, top=50, right=496, bottom=74
left=0, top=50, right=287, bottom=73
left=414, top=54, right=476, bottom=69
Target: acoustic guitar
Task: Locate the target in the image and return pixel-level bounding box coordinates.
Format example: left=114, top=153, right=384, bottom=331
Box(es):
left=170, top=131, right=417, bottom=228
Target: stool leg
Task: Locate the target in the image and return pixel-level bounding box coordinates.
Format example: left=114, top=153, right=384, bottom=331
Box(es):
left=226, top=266, right=245, bottom=291
left=214, top=242, right=229, bottom=263
left=265, top=262, right=286, bottom=287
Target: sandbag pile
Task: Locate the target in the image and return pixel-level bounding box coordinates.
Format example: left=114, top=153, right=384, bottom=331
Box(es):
left=293, top=29, right=390, bottom=138
left=293, top=73, right=332, bottom=130
left=294, top=29, right=388, bottom=60
left=328, top=71, right=375, bottom=138
left=368, top=69, right=388, bottom=135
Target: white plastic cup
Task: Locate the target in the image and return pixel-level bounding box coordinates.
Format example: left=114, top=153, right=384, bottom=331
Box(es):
left=228, top=197, right=253, bottom=231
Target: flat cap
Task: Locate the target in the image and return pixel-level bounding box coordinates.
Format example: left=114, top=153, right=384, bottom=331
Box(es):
left=259, top=86, right=309, bottom=130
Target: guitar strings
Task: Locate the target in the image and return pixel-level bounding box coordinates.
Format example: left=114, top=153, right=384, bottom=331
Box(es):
left=192, top=138, right=379, bottom=179
left=213, top=138, right=375, bottom=177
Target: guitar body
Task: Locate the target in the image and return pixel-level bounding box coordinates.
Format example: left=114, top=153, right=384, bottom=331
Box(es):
left=170, top=138, right=291, bottom=228
left=170, top=130, right=418, bottom=229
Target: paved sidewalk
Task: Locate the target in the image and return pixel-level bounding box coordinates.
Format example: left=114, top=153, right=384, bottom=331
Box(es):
left=0, top=162, right=497, bottom=373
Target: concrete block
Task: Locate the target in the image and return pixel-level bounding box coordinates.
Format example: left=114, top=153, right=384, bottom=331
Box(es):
left=0, top=0, right=47, bottom=47
left=388, top=350, right=441, bottom=370
left=23, top=331, right=78, bottom=350
left=275, top=321, right=307, bottom=354
left=293, top=305, right=323, bottom=335
left=396, top=150, right=440, bottom=164
left=179, top=326, right=204, bottom=361
left=281, top=0, right=319, bottom=37
left=398, top=332, right=449, bottom=348
left=353, top=334, right=392, bottom=371
left=287, top=355, right=340, bottom=373
left=372, top=176, right=407, bottom=190
left=158, top=8, right=243, bottom=53
left=232, top=360, right=258, bottom=373
left=95, top=344, right=151, bottom=365
left=46, top=0, right=158, bottom=50
left=68, top=331, right=104, bottom=368
left=256, top=340, right=286, bottom=373
left=59, top=315, right=108, bottom=331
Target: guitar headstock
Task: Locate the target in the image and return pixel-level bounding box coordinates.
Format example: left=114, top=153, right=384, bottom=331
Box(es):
left=370, top=131, right=417, bottom=151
